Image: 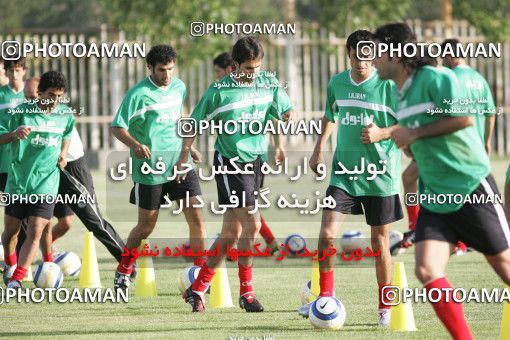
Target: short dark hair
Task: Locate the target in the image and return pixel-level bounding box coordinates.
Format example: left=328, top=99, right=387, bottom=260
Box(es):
left=346, top=30, right=373, bottom=54
left=213, top=52, right=235, bottom=69
left=4, top=56, right=26, bottom=70
left=38, top=71, right=67, bottom=93
left=441, top=38, right=462, bottom=58
left=146, top=45, right=177, bottom=67
left=231, top=36, right=264, bottom=65
left=373, top=23, right=434, bottom=69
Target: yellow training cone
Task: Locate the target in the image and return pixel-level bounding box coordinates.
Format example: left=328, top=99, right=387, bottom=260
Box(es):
left=209, top=261, right=234, bottom=308
left=310, top=257, right=320, bottom=300
left=390, top=262, right=417, bottom=331
left=135, top=240, right=157, bottom=297
left=500, top=287, right=510, bottom=340
left=79, top=232, right=101, bottom=288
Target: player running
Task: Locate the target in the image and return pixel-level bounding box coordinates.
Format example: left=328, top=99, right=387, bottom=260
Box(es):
left=397, top=40, right=497, bottom=254
left=0, top=70, right=74, bottom=289
left=179, top=36, right=296, bottom=313
left=214, top=52, right=281, bottom=255
left=111, top=44, right=207, bottom=291
left=299, top=30, right=402, bottom=327
left=9, top=77, right=131, bottom=277
left=0, top=57, right=27, bottom=193
left=374, top=22, right=510, bottom=339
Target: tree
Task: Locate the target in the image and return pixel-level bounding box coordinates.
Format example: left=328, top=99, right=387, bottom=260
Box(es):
left=100, top=0, right=242, bottom=65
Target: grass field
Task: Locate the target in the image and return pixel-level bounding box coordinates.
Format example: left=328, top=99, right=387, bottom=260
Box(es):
left=1, top=156, right=509, bottom=339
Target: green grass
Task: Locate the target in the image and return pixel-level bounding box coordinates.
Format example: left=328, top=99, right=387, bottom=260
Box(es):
left=1, top=156, right=509, bottom=339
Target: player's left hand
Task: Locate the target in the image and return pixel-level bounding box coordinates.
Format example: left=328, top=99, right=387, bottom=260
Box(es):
left=361, top=123, right=383, bottom=144
left=274, top=146, right=286, bottom=165
left=190, top=147, right=202, bottom=164
left=485, top=142, right=491, bottom=156
left=58, top=154, right=67, bottom=169
left=282, top=109, right=297, bottom=122
left=391, top=126, right=417, bottom=148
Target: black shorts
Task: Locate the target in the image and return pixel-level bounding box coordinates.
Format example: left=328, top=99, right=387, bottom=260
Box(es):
left=129, top=169, right=202, bottom=210
left=213, top=151, right=262, bottom=207
left=0, top=172, right=7, bottom=192
left=5, top=202, right=55, bottom=220
left=415, top=175, right=510, bottom=255
left=54, top=203, right=74, bottom=218
left=323, top=185, right=403, bottom=226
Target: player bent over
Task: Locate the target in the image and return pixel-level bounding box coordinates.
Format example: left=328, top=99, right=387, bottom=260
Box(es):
left=300, top=30, right=402, bottom=327
left=0, top=71, right=74, bottom=288
left=178, top=36, right=296, bottom=312
left=374, top=23, right=510, bottom=339
left=111, top=45, right=206, bottom=291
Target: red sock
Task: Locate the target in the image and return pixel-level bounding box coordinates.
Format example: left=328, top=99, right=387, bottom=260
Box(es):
left=43, top=252, right=53, bottom=262
left=238, top=263, right=254, bottom=297
left=259, top=216, right=275, bottom=245
left=10, top=266, right=27, bottom=282
left=5, top=252, right=17, bottom=266
left=378, top=283, right=392, bottom=309
left=191, top=264, right=215, bottom=293
left=456, top=241, right=467, bottom=252
left=319, top=270, right=334, bottom=297
left=194, top=257, right=206, bottom=267
left=425, top=277, right=473, bottom=340
left=406, top=204, right=419, bottom=230
left=116, top=254, right=137, bottom=275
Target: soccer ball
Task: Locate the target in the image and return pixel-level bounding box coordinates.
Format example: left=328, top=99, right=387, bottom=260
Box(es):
left=340, top=230, right=365, bottom=253
left=284, top=234, right=307, bottom=255
left=34, top=262, right=64, bottom=288
left=309, top=296, right=347, bottom=330
left=389, top=230, right=406, bottom=255
left=54, top=251, right=82, bottom=277
left=177, top=265, right=200, bottom=293
left=300, top=280, right=318, bottom=305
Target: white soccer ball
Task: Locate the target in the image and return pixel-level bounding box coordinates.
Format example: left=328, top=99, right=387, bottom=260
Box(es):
left=34, top=262, right=64, bottom=288
left=389, top=230, right=406, bottom=255
left=177, top=265, right=200, bottom=293
left=309, top=296, right=347, bottom=330
left=54, top=251, right=82, bottom=277
left=340, top=230, right=365, bottom=253
left=284, top=234, right=307, bottom=255
left=301, top=280, right=318, bottom=305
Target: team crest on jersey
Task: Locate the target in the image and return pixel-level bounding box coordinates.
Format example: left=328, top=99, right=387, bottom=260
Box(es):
left=340, top=112, right=374, bottom=126
left=241, top=108, right=266, bottom=120
left=155, top=110, right=180, bottom=123
left=30, top=134, right=60, bottom=147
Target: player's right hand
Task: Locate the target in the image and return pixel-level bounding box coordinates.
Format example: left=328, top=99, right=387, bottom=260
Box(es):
left=175, top=160, right=189, bottom=184
left=309, top=150, right=323, bottom=176
left=133, top=144, right=151, bottom=159
left=14, top=126, right=31, bottom=139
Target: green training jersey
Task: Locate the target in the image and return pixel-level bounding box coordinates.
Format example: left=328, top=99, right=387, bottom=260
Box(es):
left=112, top=76, right=186, bottom=185
left=0, top=103, right=74, bottom=196
left=0, top=85, right=25, bottom=174
left=451, top=65, right=496, bottom=143
left=397, top=66, right=490, bottom=213
left=325, top=69, right=400, bottom=196
left=191, top=72, right=293, bottom=163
